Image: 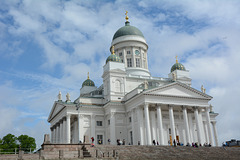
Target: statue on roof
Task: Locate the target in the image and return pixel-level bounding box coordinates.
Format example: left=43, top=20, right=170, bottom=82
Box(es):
left=172, top=72, right=176, bottom=81
left=66, top=93, right=70, bottom=101
left=144, top=80, right=148, bottom=90
left=201, top=85, right=206, bottom=94
left=58, top=91, right=62, bottom=101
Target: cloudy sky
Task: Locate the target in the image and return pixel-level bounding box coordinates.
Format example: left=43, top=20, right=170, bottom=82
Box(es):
left=0, top=0, right=240, bottom=147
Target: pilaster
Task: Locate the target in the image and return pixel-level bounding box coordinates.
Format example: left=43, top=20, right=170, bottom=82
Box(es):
left=110, top=112, right=116, bottom=145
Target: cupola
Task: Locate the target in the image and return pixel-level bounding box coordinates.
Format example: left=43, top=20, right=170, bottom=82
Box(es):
left=112, top=11, right=144, bottom=40
left=82, top=72, right=95, bottom=87
left=106, top=46, right=121, bottom=64
left=171, top=56, right=186, bottom=72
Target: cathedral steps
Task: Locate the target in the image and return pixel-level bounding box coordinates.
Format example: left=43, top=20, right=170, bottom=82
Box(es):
left=91, top=145, right=240, bottom=160
left=1, top=145, right=239, bottom=160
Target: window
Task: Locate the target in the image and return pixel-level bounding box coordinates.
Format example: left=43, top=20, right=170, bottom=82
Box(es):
left=127, top=51, right=131, bottom=54
left=129, top=117, right=132, bottom=123
left=96, top=121, right=102, bottom=126
left=127, top=58, right=132, bottom=67
left=108, top=119, right=110, bottom=125
left=119, top=52, right=122, bottom=56
left=136, top=58, right=140, bottom=67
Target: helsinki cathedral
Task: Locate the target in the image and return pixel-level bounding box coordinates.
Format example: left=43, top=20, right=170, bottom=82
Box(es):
left=48, top=12, right=219, bottom=146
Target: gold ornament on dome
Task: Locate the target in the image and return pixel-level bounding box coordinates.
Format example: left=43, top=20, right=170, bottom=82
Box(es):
left=175, top=55, right=178, bottom=63
left=111, top=46, right=115, bottom=55
left=125, top=11, right=129, bottom=22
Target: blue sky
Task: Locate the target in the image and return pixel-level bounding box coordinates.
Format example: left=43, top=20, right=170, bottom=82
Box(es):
left=0, top=0, right=240, bottom=147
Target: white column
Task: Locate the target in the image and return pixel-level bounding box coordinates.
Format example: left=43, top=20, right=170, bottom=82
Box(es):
left=131, top=109, right=135, bottom=145
left=157, top=105, right=164, bottom=145
left=59, top=120, right=63, bottom=143
left=78, top=114, right=82, bottom=143
left=212, top=122, right=218, bottom=146
left=132, top=47, right=136, bottom=67
left=169, top=105, right=176, bottom=144
left=110, top=112, right=116, bottom=145
left=91, top=115, right=96, bottom=141
left=194, top=108, right=202, bottom=144
left=51, top=127, right=54, bottom=143
left=58, top=123, right=61, bottom=143
left=137, top=107, right=144, bottom=145
left=150, top=111, right=156, bottom=143
left=205, top=107, right=214, bottom=145
left=203, top=121, right=209, bottom=144
left=182, top=106, right=190, bottom=145
left=62, top=117, right=66, bottom=143
left=66, top=114, right=71, bottom=143
left=140, top=48, right=143, bottom=68
left=144, top=103, right=152, bottom=145
left=188, top=114, right=194, bottom=143
left=54, top=125, right=57, bottom=143
left=123, top=48, right=127, bottom=67
left=198, top=109, right=205, bottom=145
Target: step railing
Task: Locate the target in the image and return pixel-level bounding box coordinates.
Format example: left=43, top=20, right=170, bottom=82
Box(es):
left=0, top=148, right=39, bottom=154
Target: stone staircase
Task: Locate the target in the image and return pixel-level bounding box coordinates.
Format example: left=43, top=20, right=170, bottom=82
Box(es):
left=92, top=145, right=240, bottom=160
left=1, top=145, right=239, bottom=160
left=82, top=145, right=91, bottom=158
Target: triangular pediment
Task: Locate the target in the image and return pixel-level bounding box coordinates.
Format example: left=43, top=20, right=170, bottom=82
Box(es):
left=145, top=82, right=212, bottom=99
left=48, top=101, right=65, bottom=122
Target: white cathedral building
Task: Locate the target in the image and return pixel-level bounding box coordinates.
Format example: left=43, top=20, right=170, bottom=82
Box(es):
left=48, top=13, right=219, bottom=146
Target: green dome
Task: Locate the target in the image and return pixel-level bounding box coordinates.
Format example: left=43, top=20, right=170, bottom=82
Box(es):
left=82, top=78, right=95, bottom=87
left=106, top=54, right=121, bottom=64
left=171, top=62, right=186, bottom=72
left=113, top=21, right=144, bottom=40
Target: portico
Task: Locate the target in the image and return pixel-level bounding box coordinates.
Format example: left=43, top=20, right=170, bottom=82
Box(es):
left=127, top=102, right=217, bottom=146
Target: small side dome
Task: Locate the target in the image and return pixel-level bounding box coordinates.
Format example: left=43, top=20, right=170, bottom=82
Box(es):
left=106, top=46, right=121, bottom=64
left=171, top=57, right=186, bottom=72
left=82, top=73, right=95, bottom=87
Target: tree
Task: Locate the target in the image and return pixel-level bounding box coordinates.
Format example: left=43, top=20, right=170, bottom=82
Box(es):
left=17, top=135, right=36, bottom=152
left=1, top=133, right=18, bottom=153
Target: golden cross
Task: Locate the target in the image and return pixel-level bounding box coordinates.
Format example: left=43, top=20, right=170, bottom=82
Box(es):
left=175, top=55, right=178, bottom=63
left=125, top=11, right=129, bottom=21
left=87, top=72, right=89, bottom=79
